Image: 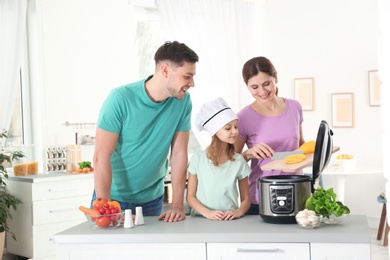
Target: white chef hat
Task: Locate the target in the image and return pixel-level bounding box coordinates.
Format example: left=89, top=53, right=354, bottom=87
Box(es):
left=195, top=97, right=238, bottom=136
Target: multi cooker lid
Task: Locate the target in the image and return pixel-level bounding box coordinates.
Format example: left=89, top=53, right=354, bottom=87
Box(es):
left=312, top=120, right=334, bottom=180
left=260, top=174, right=311, bottom=183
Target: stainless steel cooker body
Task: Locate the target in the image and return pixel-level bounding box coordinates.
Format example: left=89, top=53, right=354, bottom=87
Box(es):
left=258, top=120, right=334, bottom=224
left=258, top=175, right=313, bottom=224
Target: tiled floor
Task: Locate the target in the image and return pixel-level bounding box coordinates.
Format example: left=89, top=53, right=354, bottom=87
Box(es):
left=2, top=228, right=389, bottom=259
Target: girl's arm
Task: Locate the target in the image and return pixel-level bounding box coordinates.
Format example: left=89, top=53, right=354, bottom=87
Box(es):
left=222, top=176, right=250, bottom=220
left=237, top=176, right=251, bottom=216
left=186, top=172, right=224, bottom=220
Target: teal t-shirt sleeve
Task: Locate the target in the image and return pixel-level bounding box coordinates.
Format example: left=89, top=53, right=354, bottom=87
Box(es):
left=97, top=89, right=124, bottom=134
left=176, top=94, right=192, bottom=132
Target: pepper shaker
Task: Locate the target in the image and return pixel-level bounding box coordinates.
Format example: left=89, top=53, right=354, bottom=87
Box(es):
left=135, top=206, right=144, bottom=226
left=124, top=209, right=134, bottom=228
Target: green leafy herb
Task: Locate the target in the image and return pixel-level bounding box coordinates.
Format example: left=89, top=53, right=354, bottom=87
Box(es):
left=305, top=187, right=350, bottom=218
left=78, top=161, right=92, bottom=169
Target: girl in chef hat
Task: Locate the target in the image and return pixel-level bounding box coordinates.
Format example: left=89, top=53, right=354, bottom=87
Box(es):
left=186, top=97, right=251, bottom=220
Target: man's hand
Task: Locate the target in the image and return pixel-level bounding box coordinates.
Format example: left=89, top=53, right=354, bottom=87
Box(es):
left=158, top=208, right=186, bottom=222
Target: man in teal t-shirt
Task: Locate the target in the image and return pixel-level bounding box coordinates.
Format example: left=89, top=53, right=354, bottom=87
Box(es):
left=93, top=41, right=199, bottom=222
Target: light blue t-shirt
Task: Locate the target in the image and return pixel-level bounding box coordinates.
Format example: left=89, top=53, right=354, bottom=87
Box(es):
left=97, top=76, right=192, bottom=203
left=187, top=151, right=250, bottom=215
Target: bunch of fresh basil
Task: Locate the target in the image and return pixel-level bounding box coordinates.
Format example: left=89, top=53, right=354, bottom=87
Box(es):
left=305, top=187, right=350, bottom=218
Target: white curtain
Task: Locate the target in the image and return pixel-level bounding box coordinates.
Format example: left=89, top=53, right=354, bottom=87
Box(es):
left=0, top=0, right=27, bottom=133
left=156, top=0, right=259, bottom=147
left=378, top=0, right=390, bottom=251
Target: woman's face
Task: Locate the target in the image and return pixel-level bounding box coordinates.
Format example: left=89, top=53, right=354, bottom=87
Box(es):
left=246, top=71, right=278, bottom=103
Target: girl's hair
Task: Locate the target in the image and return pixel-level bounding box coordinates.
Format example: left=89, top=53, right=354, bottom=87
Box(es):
left=242, top=56, right=277, bottom=85
left=206, top=135, right=236, bottom=166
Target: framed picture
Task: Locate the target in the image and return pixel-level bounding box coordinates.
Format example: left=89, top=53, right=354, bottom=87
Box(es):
left=331, top=92, right=354, bottom=128
left=368, top=70, right=381, bottom=107
left=294, top=78, right=314, bottom=111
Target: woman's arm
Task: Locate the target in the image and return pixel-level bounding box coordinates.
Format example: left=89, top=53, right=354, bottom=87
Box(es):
left=235, top=136, right=274, bottom=161
left=299, top=125, right=305, bottom=146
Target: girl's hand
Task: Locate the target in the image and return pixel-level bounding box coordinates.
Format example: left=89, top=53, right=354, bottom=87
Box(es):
left=222, top=210, right=243, bottom=220
left=245, top=142, right=274, bottom=160
left=204, top=210, right=226, bottom=221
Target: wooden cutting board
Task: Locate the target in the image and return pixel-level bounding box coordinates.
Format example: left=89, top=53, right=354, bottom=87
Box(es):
left=261, top=146, right=340, bottom=172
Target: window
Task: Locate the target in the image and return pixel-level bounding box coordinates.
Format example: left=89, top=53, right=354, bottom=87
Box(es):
left=5, top=71, right=23, bottom=147
left=133, top=1, right=163, bottom=79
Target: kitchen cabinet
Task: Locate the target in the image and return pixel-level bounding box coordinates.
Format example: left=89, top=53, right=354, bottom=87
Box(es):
left=311, top=243, right=371, bottom=260
left=5, top=173, right=94, bottom=260
left=54, top=215, right=371, bottom=260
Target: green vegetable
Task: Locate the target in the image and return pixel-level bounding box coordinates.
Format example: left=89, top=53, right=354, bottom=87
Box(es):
left=305, top=187, right=350, bottom=218
left=78, top=161, right=92, bottom=169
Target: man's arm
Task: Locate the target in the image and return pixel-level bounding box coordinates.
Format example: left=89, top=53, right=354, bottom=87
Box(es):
left=93, top=127, right=119, bottom=200
left=158, top=130, right=189, bottom=222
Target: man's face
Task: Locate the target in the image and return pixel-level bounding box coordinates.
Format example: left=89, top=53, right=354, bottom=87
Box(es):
left=166, top=62, right=196, bottom=99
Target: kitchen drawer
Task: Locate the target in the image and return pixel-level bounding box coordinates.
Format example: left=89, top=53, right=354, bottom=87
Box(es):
left=310, top=242, right=371, bottom=260
left=207, top=243, right=310, bottom=260
left=32, top=220, right=86, bottom=259
left=57, top=243, right=206, bottom=260
left=32, top=177, right=93, bottom=201
left=33, top=195, right=91, bottom=225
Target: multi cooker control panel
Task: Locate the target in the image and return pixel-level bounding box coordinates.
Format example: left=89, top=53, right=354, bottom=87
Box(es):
left=269, top=185, right=294, bottom=214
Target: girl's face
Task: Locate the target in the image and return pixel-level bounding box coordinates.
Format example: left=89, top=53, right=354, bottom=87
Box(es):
left=246, top=71, right=278, bottom=103
left=216, top=119, right=239, bottom=144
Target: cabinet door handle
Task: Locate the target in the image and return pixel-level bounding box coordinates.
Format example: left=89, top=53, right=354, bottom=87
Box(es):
left=49, top=208, right=76, bottom=213
left=48, top=187, right=77, bottom=192
left=237, top=248, right=279, bottom=253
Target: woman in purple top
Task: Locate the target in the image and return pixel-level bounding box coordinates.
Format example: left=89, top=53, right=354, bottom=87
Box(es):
left=235, top=56, right=305, bottom=215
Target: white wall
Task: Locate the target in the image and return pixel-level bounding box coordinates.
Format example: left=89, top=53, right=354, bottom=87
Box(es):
left=258, top=0, right=385, bottom=226
left=259, top=0, right=381, bottom=170
left=29, top=0, right=137, bottom=150
left=28, top=0, right=386, bottom=225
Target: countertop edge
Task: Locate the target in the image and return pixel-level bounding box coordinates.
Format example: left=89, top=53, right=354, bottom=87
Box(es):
left=54, top=215, right=370, bottom=245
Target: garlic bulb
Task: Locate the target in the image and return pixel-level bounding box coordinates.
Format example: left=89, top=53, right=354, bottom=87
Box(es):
left=296, top=209, right=320, bottom=227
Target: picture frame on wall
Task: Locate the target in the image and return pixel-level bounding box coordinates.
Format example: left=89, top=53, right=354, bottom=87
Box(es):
left=331, top=92, right=354, bottom=128
left=294, top=78, right=314, bottom=111
left=368, top=70, right=381, bottom=107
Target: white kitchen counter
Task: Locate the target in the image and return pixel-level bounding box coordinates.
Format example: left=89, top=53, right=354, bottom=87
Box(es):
left=54, top=215, right=369, bottom=244
left=54, top=215, right=371, bottom=260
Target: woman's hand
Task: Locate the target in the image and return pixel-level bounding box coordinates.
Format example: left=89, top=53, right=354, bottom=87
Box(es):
left=245, top=142, right=274, bottom=160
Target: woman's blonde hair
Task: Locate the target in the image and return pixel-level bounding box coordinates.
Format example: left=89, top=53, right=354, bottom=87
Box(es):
left=206, top=135, right=235, bottom=166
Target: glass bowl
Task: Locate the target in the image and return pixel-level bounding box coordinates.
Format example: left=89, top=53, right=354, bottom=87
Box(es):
left=322, top=214, right=346, bottom=224
left=296, top=214, right=322, bottom=229
left=85, top=212, right=125, bottom=229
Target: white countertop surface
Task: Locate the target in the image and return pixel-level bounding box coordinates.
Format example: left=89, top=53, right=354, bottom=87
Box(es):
left=6, top=172, right=94, bottom=183
left=54, top=215, right=370, bottom=244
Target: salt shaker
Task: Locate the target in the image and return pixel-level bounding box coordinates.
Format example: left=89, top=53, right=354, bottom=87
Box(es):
left=135, top=206, right=144, bottom=225
left=123, top=209, right=134, bottom=228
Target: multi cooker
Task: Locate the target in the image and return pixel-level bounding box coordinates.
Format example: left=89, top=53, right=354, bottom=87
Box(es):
left=258, top=120, right=334, bottom=224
